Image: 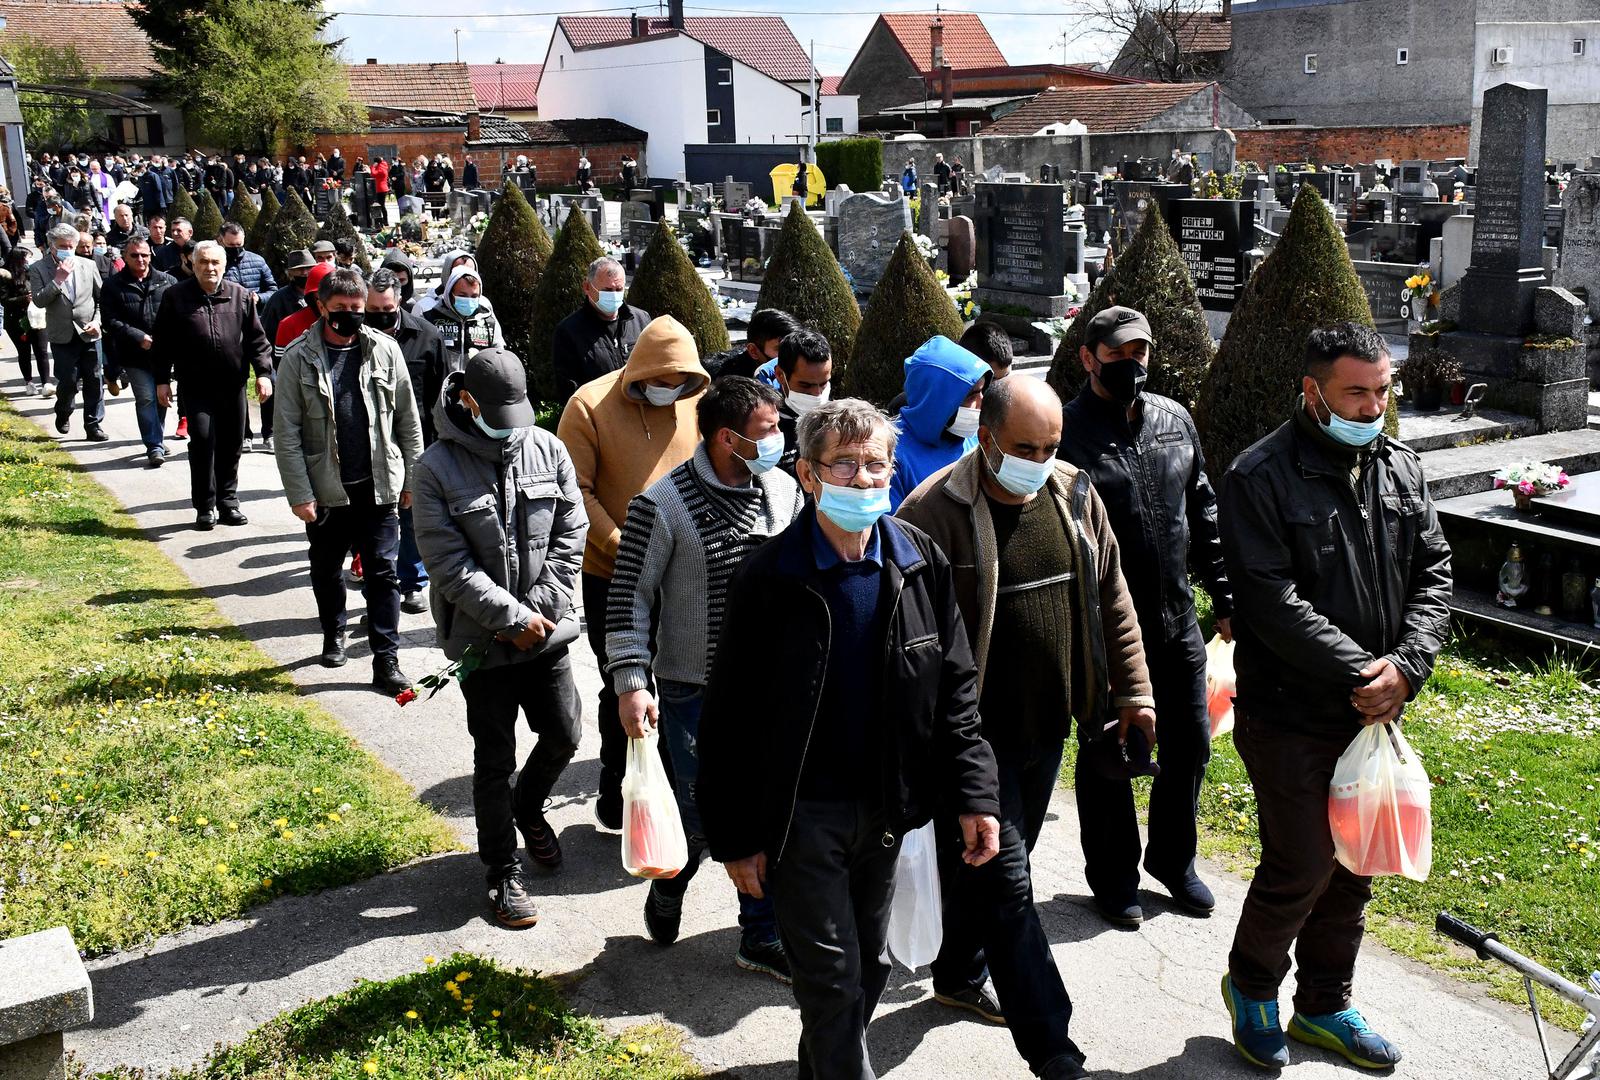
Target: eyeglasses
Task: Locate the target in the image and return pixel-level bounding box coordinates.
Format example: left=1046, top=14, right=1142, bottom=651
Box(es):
left=810, top=458, right=892, bottom=482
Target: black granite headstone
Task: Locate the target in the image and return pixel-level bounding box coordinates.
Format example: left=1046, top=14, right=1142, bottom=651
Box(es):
left=975, top=182, right=1068, bottom=296
left=1459, top=82, right=1549, bottom=337
left=1167, top=199, right=1250, bottom=311
left=1108, top=181, right=1191, bottom=248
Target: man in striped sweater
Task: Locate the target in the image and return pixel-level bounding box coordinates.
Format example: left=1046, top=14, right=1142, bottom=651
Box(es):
left=605, top=376, right=804, bottom=982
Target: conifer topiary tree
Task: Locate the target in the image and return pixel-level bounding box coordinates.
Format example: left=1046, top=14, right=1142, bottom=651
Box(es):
left=227, top=180, right=258, bottom=234
left=1197, top=183, right=1398, bottom=473
left=845, top=231, right=964, bottom=406
left=476, top=183, right=552, bottom=373
left=262, top=188, right=318, bottom=280
left=317, top=197, right=371, bottom=274
left=756, top=203, right=861, bottom=366
left=247, top=187, right=280, bottom=255
left=1047, top=201, right=1214, bottom=412
left=527, top=208, right=605, bottom=404
left=627, top=221, right=730, bottom=358
left=170, top=184, right=198, bottom=227
left=191, top=189, right=224, bottom=244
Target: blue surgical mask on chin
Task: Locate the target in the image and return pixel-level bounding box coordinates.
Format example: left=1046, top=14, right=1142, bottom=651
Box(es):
left=816, top=480, right=892, bottom=533
left=594, top=289, right=625, bottom=315
left=1312, top=385, right=1384, bottom=447
left=453, top=295, right=480, bottom=317
left=473, top=410, right=516, bottom=440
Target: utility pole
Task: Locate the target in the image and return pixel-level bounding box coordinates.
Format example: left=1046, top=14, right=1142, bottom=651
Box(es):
left=808, top=38, right=817, bottom=164
left=454, top=28, right=461, bottom=63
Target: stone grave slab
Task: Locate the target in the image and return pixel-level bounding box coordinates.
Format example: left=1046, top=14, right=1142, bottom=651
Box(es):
left=972, top=182, right=1073, bottom=317
left=1441, top=215, right=1475, bottom=290
left=1555, top=173, right=1600, bottom=318
left=1168, top=198, right=1250, bottom=311
left=836, top=191, right=911, bottom=289
left=947, top=215, right=976, bottom=283
left=1458, top=82, right=1549, bottom=337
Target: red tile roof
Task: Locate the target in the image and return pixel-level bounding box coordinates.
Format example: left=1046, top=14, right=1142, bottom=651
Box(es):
left=879, top=13, right=1006, bottom=73
left=469, top=63, right=542, bottom=111
left=558, top=16, right=815, bottom=82
left=0, top=0, right=157, bottom=77
left=820, top=75, right=843, bottom=96
left=346, top=62, right=477, bottom=113
left=983, top=82, right=1214, bottom=136
left=1173, top=13, right=1232, bottom=53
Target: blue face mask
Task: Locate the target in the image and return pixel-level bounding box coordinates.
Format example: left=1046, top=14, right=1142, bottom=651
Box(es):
left=733, top=431, right=785, bottom=475
left=594, top=289, right=625, bottom=315
left=453, top=295, right=480, bottom=317
left=816, top=480, right=892, bottom=533
left=53, top=247, right=72, bottom=262
left=473, top=411, right=516, bottom=440
left=1312, top=385, right=1385, bottom=447
left=986, top=445, right=1054, bottom=497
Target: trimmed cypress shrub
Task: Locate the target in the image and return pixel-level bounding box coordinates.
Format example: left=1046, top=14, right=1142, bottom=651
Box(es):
left=1197, top=183, right=1398, bottom=473
left=247, top=187, right=280, bottom=255
left=191, top=189, right=224, bottom=244
left=815, top=138, right=885, bottom=195
left=261, top=188, right=318, bottom=281
left=756, top=203, right=861, bottom=365
left=226, top=181, right=258, bottom=234
left=476, top=183, right=553, bottom=377
left=170, top=185, right=198, bottom=227
left=527, top=208, right=605, bottom=404
left=317, top=198, right=371, bottom=274
left=1046, top=201, right=1214, bottom=412
left=627, top=221, right=730, bottom=358
left=845, top=231, right=964, bottom=406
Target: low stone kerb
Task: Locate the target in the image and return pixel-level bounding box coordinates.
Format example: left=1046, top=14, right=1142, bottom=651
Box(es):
left=0, top=927, right=94, bottom=1046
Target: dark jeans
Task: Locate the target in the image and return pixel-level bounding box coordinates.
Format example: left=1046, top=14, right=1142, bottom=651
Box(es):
left=52, top=338, right=103, bottom=433
left=126, top=366, right=167, bottom=452
left=582, top=571, right=625, bottom=809
left=5, top=315, right=49, bottom=383
left=1074, top=618, right=1210, bottom=903
left=461, top=649, right=583, bottom=882
left=1228, top=709, right=1372, bottom=1015
left=650, top=678, right=778, bottom=945
left=304, top=482, right=400, bottom=663
left=930, top=742, right=1081, bottom=1077
left=185, top=387, right=245, bottom=512
left=768, top=799, right=900, bottom=1080
left=397, top=505, right=428, bottom=593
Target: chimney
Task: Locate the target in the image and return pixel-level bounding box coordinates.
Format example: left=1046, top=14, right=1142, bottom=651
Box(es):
left=468, top=114, right=480, bottom=142
left=668, top=0, right=684, bottom=31
left=942, top=65, right=954, bottom=107
left=366, top=58, right=377, bottom=65
left=929, top=17, right=944, bottom=71
left=630, top=12, right=640, bottom=37
left=1220, top=0, right=1231, bottom=17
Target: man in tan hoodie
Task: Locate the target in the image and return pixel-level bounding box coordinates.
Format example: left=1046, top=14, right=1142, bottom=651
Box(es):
left=557, top=314, right=710, bottom=828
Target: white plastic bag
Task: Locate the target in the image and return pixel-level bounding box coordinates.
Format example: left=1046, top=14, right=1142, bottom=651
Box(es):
left=1205, top=633, right=1237, bottom=738
left=1328, top=722, right=1433, bottom=881
left=26, top=302, right=47, bottom=331
left=620, top=728, right=688, bottom=879
left=887, top=821, right=942, bottom=970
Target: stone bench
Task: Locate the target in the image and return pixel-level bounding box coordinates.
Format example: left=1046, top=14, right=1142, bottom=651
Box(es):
left=0, top=927, right=93, bottom=1080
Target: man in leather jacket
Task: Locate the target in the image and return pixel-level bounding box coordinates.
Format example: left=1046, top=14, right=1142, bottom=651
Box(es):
left=1218, top=321, right=1450, bottom=1072
left=1058, top=306, right=1232, bottom=926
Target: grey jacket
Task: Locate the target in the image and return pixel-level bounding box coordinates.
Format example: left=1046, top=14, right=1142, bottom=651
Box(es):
left=273, top=322, right=424, bottom=509
left=26, top=255, right=101, bottom=344
left=412, top=373, right=588, bottom=667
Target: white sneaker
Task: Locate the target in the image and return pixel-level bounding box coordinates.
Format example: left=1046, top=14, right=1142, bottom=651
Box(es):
left=40, top=380, right=55, bottom=399
left=22, top=381, right=36, bottom=395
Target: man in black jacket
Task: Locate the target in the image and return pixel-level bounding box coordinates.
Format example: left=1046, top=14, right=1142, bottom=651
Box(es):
left=551, top=256, right=648, bottom=401
left=139, top=158, right=172, bottom=223
left=700, top=399, right=1088, bottom=1080
left=1057, top=306, right=1233, bottom=926
left=1218, top=322, right=1451, bottom=1072
left=704, top=307, right=799, bottom=380
left=102, top=235, right=176, bottom=467
left=152, top=241, right=273, bottom=530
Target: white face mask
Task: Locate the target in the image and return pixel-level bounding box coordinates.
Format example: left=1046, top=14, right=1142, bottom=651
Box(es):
left=643, top=382, right=685, bottom=407
left=947, top=405, right=981, bottom=439
left=786, top=385, right=829, bottom=415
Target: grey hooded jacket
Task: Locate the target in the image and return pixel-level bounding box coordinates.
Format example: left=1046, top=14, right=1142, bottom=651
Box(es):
left=411, top=372, right=588, bottom=667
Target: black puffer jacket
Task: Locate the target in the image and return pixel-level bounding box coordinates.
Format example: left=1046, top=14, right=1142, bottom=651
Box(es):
left=1059, top=386, right=1231, bottom=643
left=1218, top=408, right=1453, bottom=737
left=698, top=508, right=1000, bottom=867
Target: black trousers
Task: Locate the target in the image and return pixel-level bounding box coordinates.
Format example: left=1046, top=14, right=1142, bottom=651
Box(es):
left=1075, top=617, right=1209, bottom=903
left=305, top=482, right=400, bottom=662
left=185, top=386, right=246, bottom=512
left=5, top=314, right=49, bottom=383
left=581, top=571, right=625, bottom=809
left=52, top=338, right=103, bottom=433
left=461, top=650, right=583, bottom=883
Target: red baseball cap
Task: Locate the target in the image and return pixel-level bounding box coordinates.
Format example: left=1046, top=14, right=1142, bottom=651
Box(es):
left=302, top=261, right=335, bottom=296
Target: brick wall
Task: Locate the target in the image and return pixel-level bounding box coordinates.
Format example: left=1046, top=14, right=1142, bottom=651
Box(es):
left=470, top=141, right=645, bottom=188
left=1234, top=124, right=1471, bottom=169
left=299, top=130, right=468, bottom=168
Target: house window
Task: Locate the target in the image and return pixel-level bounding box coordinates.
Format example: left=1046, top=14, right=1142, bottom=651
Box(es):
left=825, top=116, right=843, bottom=134
left=1303, top=53, right=1318, bottom=74
left=707, top=108, right=721, bottom=126
left=718, top=66, right=732, bottom=85
left=1575, top=39, right=1587, bottom=57
left=1396, top=47, right=1409, bottom=65
left=113, top=113, right=164, bottom=147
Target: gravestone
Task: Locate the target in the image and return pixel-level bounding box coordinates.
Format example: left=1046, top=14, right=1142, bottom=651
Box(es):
left=947, top=215, right=976, bottom=282
left=447, top=189, right=475, bottom=231
left=1168, top=198, right=1251, bottom=311
left=1555, top=173, right=1600, bottom=317
left=919, top=183, right=940, bottom=244
left=1396, top=161, right=1430, bottom=196
left=1354, top=261, right=1412, bottom=331
left=1083, top=203, right=1113, bottom=241
left=1544, top=204, right=1566, bottom=251
left=1109, top=181, right=1191, bottom=248
left=824, top=185, right=854, bottom=216
left=836, top=191, right=912, bottom=288
left=713, top=212, right=742, bottom=260
left=1457, top=82, right=1550, bottom=337
left=0, top=927, right=94, bottom=1080
left=619, top=199, right=651, bottom=233
left=721, top=177, right=752, bottom=208
left=1441, top=214, right=1475, bottom=290
left=971, top=182, right=1074, bottom=317
left=1369, top=222, right=1421, bottom=263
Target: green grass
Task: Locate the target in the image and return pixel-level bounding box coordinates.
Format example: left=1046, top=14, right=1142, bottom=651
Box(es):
left=0, top=402, right=457, bottom=954
left=75, top=953, right=701, bottom=1080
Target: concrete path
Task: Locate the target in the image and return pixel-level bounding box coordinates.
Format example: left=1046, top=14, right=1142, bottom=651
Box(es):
left=2, top=370, right=1555, bottom=1079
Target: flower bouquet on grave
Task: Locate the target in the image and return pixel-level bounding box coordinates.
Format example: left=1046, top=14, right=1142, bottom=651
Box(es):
left=1493, top=460, right=1570, bottom=512
left=1401, top=272, right=1437, bottom=319
left=395, top=643, right=488, bottom=706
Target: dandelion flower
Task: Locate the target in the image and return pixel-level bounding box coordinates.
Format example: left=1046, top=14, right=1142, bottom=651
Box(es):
left=146, top=850, right=159, bottom=859
left=363, top=1061, right=379, bottom=1076
left=627, top=1042, right=641, bottom=1054
left=214, top=863, right=229, bottom=875
left=424, top=956, right=437, bottom=966
left=456, top=971, right=471, bottom=982
left=195, top=817, right=209, bottom=826
left=261, top=878, right=273, bottom=887
left=7, top=830, right=20, bottom=839
left=405, top=1010, right=418, bottom=1020
left=327, top=812, right=341, bottom=823
left=272, top=818, right=288, bottom=828
left=444, top=981, right=457, bottom=993
left=491, top=1009, right=501, bottom=1018
left=60, top=841, right=74, bottom=852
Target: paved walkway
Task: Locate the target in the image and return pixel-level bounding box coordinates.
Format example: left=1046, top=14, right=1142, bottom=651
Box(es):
left=2, top=369, right=1556, bottom=1078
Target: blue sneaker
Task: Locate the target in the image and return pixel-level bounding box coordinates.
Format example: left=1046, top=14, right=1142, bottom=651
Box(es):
left=1289, top=1008, right=1401, bottom=1069
left=1221, top=973, right=1290, bottom=1070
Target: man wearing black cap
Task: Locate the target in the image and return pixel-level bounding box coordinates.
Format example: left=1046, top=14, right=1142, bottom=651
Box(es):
left=412, top=347, right=588, bottom=929
left=1057, top=305, right=1233, bottom=928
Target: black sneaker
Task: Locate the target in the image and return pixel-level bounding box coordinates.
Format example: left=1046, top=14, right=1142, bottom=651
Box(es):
left=735, top=937, right=792, bottom=985
left=934, top=981, right=1006, bottom=1025
left=595, top=792, right=623, bottom=831
left=320, top=630, right=348, bottom=668
left=373, top=657, right=411, bottom=696
left=517, top=807, right=563, bottom=869
left=643, top=881, right=682, bottom=946
left=54, top=416, right=68, bottom=434
left=488, top=868, right=539, bottom=928
left=146, top=448, right=165, bottom=469
left=1146, top=863, right=1216, bottom=915
left=1040, top=1052, right=1090, bottom=1079
left=194, top=511, right=216, bottom=532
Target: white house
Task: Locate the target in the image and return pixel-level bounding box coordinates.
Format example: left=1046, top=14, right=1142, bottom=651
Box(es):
left=819, top=76, right=860, bottom=137
left=538, top=3, right=819, bottom=180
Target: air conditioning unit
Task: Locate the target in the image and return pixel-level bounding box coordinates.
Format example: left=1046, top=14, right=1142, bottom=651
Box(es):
left=1491, top=46, right=1513, bottom=65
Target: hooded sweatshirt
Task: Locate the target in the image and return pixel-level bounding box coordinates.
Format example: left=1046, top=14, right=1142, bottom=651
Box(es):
left=378, top=249, right=415, bottom=307
left=556, top=315, right=711, bottom=578
left=413, top=250, right=475, bottom=315
left=421, top=265, right=504, bottom=370
left=890, top=335, right=990, bottom=509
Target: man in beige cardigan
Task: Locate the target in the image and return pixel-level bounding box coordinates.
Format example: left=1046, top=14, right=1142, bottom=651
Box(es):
left=897, top=374, right=1154, bottom=1029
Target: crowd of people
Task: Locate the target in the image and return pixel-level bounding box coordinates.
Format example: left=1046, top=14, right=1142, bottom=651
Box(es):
left=5, top=145, right=1454, bottom=1079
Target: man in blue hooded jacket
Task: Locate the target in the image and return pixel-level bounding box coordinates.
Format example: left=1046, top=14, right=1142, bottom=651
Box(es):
left=889, top=335, right=990, bottom=509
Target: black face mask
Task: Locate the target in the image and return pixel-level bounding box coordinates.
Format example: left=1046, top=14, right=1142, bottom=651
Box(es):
left=326, top=310, right=365, bottom=337
left=365, top=309, right=399, bottom=332
left=224, top=246, right=241, bottom=266
left=1096, top=358, right=1148, bottom=406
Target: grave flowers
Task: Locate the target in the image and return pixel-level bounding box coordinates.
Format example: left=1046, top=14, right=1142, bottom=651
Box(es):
left=1493, top=460, right=1571, bottom=511
left=1402, top=272, right=1437, bottom=319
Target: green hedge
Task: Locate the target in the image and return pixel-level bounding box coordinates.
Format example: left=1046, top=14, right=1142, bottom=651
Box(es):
left=226, top=181, right=258, bottom=234
left=755, top=203, right=861, bottom=365
left=476, top=183, right=552, bottom=374
left=845, top=231, right=963, bottom=406
left=815, top=138, right=884, bottom=195
left=246, top=187, right=280, bottom=255
left=527, top=210, right=605, bottom=404
left=317, top=198, right=371, bottom=274
left=191, top=189, right=224, bottom=246
left=627, top=222, right=730, bottom=358
left=261, top=188, right=318, bottom=281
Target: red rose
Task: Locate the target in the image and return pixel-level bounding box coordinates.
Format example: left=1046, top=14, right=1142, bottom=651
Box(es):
left=395, top=687, right=418, bottom=706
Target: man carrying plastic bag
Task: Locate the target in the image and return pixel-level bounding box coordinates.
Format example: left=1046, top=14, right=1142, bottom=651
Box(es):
left=1216, top=324, right=1451, bottom=1072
